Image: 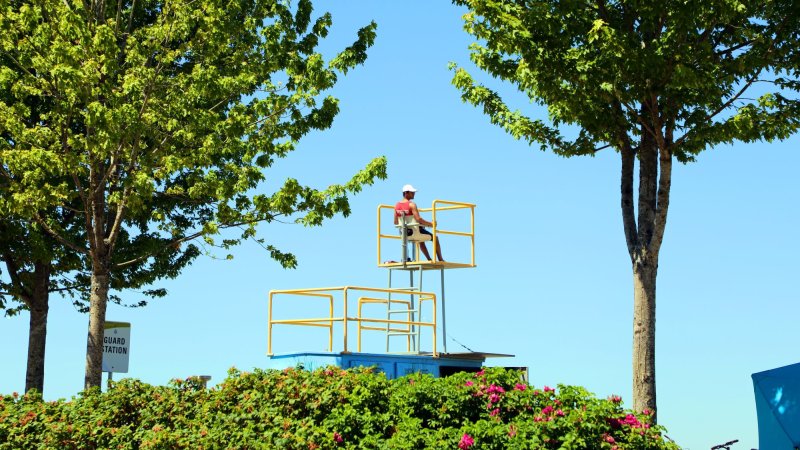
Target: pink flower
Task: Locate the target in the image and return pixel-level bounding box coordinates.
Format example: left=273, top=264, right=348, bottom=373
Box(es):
left=458, top=433, right=475, bottom=449
left=490, top=408, right=500, bottom=416
left=333, top=432, right=343, bottom=443
left=605, top=434, right=616, bottom=444
left=534, top=415, right=543, bottom=422
left=489, top=393, right=500, bottom=404
left=642, top=408, right=651, bottom=415
left=487, top=384, right=505, bottom=394
left=541, top=405, right=554, bottom=415
left=622, top=414, right=642, bottom=428
left=533, top=390, right=540, bottom=396
left=514, top=383, right=527, bottom=391
left=465, top=380, right=474, bottom=387
left=475, top=370, right=485, bottom=377
left=609, top=395, right=622, bottom=403
left=543, top=386, right=554, bottom=393
left=555, top=409, right=565, bottom=417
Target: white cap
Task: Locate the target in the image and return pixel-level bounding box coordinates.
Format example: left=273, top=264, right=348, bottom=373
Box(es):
left=402, top=184, right=417, bottom=193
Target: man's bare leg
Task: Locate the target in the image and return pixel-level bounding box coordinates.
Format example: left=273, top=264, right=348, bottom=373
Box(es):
left=419, top=243, right=432, bottom=261
left=434, top=237, right=444, bottom=262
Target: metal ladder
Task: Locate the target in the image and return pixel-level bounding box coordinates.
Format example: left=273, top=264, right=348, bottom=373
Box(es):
left=384, top=221, right=446, bottom=354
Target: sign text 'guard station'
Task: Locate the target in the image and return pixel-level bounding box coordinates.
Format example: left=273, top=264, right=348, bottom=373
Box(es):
left=102, top=321, right=131, bottom=374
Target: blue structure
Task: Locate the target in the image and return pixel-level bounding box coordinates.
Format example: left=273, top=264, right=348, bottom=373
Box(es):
left=265, top=352, right=510, bottom=380
left=752, top=362, right=800, bottom=449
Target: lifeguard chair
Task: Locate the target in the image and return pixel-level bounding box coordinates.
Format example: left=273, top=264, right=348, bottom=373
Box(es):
left=265, top=199, right=513, bottom=379
left=394, top=211, right=431, bottom=262
left=378, top=200, right=476, bottom=269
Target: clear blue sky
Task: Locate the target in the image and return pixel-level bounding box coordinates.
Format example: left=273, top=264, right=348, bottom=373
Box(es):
left=1, top=2, right=798, bottom=449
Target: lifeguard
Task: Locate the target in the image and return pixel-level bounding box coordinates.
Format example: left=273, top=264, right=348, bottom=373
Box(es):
left=394, top=184, right=444, bottom=262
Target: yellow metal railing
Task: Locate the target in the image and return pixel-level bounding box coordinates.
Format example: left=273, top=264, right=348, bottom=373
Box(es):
left=377, top=200, right=476, bottom=268
left=268, top=286, right=437, bottom=356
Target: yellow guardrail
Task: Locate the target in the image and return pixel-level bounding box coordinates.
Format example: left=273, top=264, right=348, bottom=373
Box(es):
left=268, top=286, right=437, bottom=356
left=377, top=199, right=476, bottom=268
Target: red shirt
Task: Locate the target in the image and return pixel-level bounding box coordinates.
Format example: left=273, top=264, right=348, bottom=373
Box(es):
left=395, top=201, right=413, bottom=221
left=395, top=201, right=412, bottom=215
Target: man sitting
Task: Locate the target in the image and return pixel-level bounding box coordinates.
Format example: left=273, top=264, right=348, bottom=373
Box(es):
left=394, top=184, right=444, bottom=262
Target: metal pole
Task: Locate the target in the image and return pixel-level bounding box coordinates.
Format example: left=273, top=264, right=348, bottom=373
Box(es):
left=441, top=269, right=446, bottom=354
left=409, top=267, right=415, bottom=351
left=417, top=265, right=423, bottom=352
left=199, top=376, right=211, bottom=389
left=400, top=212, right=408, bottom=267
left=386, top=269, right=392, bottom=352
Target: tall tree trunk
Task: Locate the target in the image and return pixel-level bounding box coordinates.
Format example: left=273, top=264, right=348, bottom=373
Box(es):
left=84, top=271, right=109, bottom=389
left=620, top=115, right=671, bottom=422
left=25, top=262, right=51, bottom=394
left=84, top=137, right=112, bottom=390
left=632, top=256, right=657, bottom=421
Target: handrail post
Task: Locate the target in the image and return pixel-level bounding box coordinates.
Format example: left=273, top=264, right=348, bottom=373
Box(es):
left=377, top=205, right=382, bottom=266
left=267, top=292, right=274, bottom=355
left=431, top=200, right=438, bottom=261
left=432, top=293, right=438, bottom=357
left=471, top=205, right=476, bottom=266
left=342, top=287, right=349, bottom=353
left=357, top=297, right=363, bottom=352
left=328, top=295, right=334, bottom=351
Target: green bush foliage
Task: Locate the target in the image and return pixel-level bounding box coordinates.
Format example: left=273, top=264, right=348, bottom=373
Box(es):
left=0, top=367, right=680, bottom=449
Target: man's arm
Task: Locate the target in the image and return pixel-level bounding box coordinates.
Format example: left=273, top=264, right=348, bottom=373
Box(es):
left=410, top=202, right=433, bottom=227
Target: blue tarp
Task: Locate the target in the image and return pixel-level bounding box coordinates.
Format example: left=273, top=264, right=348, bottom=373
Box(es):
left=752, top=362, right=800, bottom=449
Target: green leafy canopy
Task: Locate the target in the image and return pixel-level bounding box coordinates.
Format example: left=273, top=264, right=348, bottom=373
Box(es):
left=451, top=0, right=800, bottom=162
left=0, top=0, right=387, bottom=271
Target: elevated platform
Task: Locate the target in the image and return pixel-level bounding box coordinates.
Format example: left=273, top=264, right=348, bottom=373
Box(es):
left=266, top=351, right=513, bottom=379
left=378, top=260, right=475, bottom=270
left=264, top=198, right=524, bottom=380
left=377, top=200, right=476, bottom=269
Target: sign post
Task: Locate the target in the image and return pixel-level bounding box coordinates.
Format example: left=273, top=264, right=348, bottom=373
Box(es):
left=102, top=321, right=131, bottom=388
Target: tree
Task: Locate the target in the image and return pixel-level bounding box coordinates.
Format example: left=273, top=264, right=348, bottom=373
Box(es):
left=0, top=218, right=66, bottom=394
left=0, top=0, right=386, bottom=389
left=451, top=0, right=800, bottom=418
left=0, top=46, right=200, bottom=394
left=0, top=204, right=199, bottom=394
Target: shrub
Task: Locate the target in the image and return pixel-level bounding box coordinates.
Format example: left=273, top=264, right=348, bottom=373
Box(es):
left=0, top=367, right=679, bottom=449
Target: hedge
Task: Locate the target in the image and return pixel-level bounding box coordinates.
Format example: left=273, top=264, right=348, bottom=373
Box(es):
left=0, top=367, right=680, bottom=449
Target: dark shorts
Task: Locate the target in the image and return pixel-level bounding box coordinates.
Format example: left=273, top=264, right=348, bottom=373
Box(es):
left=401, top=227, right=433, bottom=238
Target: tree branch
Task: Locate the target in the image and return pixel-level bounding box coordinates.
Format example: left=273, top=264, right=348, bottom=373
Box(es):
left=1, top=251, right=31, bottom=306
left=33, top=214, right=89, bottom=256
left=111, top=215, right=280, bottom=269
left=616, top=99, right=638, bottom=260
left=651, top=145, right=673, bottom=257
left=593, top=143, right=612, bottom=153
left=715, top=39, right=755, bottom=58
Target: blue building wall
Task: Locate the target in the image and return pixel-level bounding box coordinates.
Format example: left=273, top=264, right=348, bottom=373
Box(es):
left=266, top=352, right=486, bottom=379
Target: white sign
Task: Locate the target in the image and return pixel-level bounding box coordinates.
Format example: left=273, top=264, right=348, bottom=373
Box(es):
left=102, top=321, right=131, bottom=373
